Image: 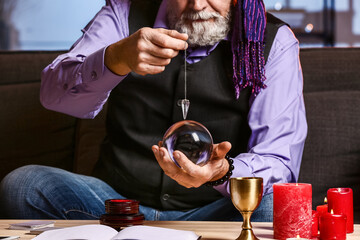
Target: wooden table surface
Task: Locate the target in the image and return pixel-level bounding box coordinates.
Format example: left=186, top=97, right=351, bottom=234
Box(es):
left=0, top=220, right=359, bottom=240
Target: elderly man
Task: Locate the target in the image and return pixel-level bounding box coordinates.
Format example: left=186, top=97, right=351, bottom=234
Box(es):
left=0, top=0, right=306, bottom=221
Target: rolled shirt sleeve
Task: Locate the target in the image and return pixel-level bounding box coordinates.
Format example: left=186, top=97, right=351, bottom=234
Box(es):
left=40, top=0, right=131, bottom=119
left=214, top=26, right=308, bottom=197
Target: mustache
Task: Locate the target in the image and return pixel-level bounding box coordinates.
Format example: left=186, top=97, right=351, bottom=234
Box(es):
left=182, top=10, right=223, bottom=21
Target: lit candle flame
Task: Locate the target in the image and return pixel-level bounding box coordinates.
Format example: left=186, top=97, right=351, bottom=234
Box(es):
left=331, top=209, right=334, bottom=214
left=324, top=197, right=327, bottom=204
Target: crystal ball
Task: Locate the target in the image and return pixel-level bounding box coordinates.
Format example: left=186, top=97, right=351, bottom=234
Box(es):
left=162, top=120, right=213, bottom=166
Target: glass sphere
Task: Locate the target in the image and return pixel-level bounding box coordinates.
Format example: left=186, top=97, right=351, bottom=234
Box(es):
left=162, top=120, right=213, bottom=166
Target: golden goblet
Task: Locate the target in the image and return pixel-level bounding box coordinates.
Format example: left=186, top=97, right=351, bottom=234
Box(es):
left=230, top=177, right=263, bottom=240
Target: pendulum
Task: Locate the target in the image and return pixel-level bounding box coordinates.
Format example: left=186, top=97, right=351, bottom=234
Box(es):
left=162, top=44, right=213, bottom=166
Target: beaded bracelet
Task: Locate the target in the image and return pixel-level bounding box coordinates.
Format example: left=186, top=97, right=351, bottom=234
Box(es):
left=205, top=155, right=234, bottom=187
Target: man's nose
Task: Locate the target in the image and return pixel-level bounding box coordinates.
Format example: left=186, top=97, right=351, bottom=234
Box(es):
left=190, top=0, right=208, bottom=11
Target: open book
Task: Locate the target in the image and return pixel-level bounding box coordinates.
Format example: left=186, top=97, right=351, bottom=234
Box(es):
left=32, top=224, right=201, bottom=240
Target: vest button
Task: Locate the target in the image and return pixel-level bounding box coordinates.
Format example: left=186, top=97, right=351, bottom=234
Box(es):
left=162, top=194, right=170, bottom=201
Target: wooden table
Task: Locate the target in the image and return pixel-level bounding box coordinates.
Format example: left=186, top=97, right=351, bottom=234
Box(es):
left=0, top=220, right=359, bottom=239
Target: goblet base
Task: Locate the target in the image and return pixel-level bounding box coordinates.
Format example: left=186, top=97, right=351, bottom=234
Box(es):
left=236, top=229, right=259, bottom=240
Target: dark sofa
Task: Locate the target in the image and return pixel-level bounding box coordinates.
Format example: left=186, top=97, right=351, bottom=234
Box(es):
left=0, top=48, right=359, bottom=222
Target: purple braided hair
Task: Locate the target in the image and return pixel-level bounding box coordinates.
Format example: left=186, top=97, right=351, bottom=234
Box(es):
left=231, top=0, right=267, bottom=99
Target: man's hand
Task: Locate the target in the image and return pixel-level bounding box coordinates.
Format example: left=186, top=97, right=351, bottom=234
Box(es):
left=152, top=141, right=232, bottom=188
left=105, top=27, right=188, bottom=76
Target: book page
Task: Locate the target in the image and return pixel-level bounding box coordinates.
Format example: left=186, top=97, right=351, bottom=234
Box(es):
left=112, top=225, right=200, bottom=240
left=32, top=224, right=117, bottom=240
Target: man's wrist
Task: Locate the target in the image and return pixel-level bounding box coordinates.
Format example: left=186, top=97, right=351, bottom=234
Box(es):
left=205, top=155, right=234, bottom=187
left=104, top=42, right=131, bottom=76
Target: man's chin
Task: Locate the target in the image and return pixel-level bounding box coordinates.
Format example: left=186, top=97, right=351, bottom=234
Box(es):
left=193, top=18, right=215, bottom=23
left=182, top=19, right=214, bottom=27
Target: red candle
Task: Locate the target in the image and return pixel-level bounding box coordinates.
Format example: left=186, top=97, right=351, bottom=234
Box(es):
left=319, top=210, right=347, bottom=240
left=316, top=203, right=328, bottom=216
left=316, top=198, right=329, bottom=232
left=327, top=188, right=353, bottom=233
left=273, top=183, right=312, bottom=240
left=312, top=210, right=319, bottom=237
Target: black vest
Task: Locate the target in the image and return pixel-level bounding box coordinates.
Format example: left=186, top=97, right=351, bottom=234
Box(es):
left=93, top=0, right=286, bottom=210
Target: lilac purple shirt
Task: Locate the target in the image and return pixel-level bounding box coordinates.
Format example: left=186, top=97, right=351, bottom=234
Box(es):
left=40, top=0, right=307, bottom=197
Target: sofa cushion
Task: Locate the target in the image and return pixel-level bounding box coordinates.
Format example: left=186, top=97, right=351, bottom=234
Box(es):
left=73, top=106, right=107, bottom=175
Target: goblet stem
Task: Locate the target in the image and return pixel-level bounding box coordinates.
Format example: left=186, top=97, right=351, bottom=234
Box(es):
left=237, top=211, right=259, bottom=240
left=241, top=211, right=253, bottom=230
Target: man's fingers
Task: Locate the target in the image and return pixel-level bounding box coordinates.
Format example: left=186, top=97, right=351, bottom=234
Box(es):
left=152, top=144, right=211, bottom=188
left=218, top=141, right=232, bottom=153
left=174, top=151, right=199, bottom=176
left=152, top=146, right=176, bottom=170
left=136, top=63, right=165, bottom=75
left=149, top=46, right=179, bottom=59
left=149, top=30, right=188, bottom=51
left=158, top=28, right=189, bottom=41
left=108, top=27, right=187, bottom=76
left=138, top=52, right=172, bottom=66
left=212, top=141, right=232, bottom=159
left=127, top=28, right=188, bottom=75
left=152, top=145, right=161, bottom=162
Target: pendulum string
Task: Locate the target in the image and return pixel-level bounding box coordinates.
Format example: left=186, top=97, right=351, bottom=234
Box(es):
left=184, top=44, right=187, bottom=101
left=181, top=39, right=190, bottom=120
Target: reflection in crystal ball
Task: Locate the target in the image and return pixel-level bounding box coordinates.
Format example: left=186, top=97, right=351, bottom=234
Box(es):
left=162, top=120, right=213, bottom=166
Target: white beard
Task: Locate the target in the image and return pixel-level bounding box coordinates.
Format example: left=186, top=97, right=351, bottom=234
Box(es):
left=167, top=9, right=231, bottom=47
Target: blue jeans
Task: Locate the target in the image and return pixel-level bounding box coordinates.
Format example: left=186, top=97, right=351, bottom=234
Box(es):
left=0, top=165, right=273, bottom=221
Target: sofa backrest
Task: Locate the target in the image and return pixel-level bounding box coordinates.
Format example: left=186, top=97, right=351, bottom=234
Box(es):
left=299, top=48, right=360, bottom=222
